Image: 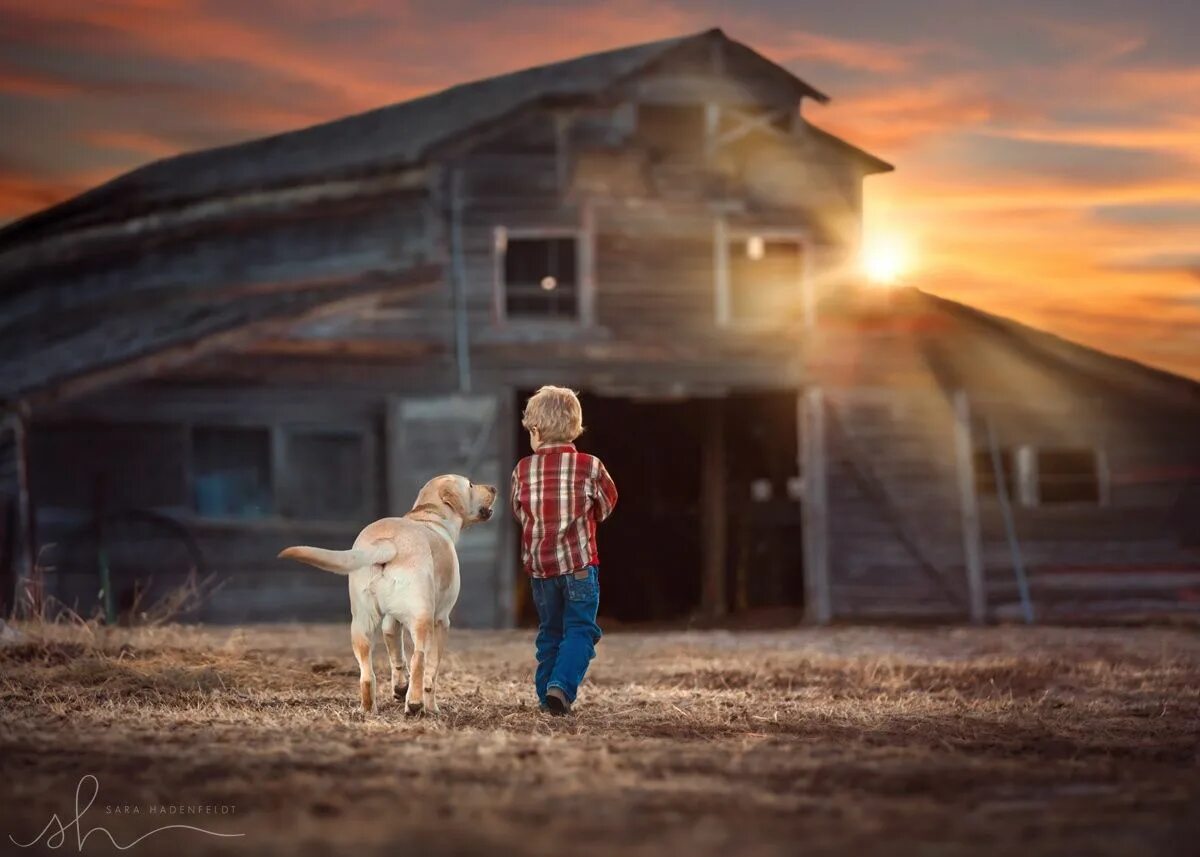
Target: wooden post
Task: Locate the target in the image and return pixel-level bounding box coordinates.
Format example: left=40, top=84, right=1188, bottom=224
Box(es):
left=93, top=476, right=115, bottom=625
left=553, top=112, right=569, bottom=193
left=953, top=390, right=987, bottom=624
left=986, top=419, right=1034, bottom=624
left=579, top=200, right=596, bottom=328
left=800, top=388, right=831, bottom=624
left=10, top=412, right=36, bottom=617
left=496, top=390, right=517, bottom=629
left=704, top=102, right=720, bottom=162
left=713, top=216, right=730, bottom=326
left=450, top=167, right=471, bottom=393
left=700, top=400, right=727, bottom=617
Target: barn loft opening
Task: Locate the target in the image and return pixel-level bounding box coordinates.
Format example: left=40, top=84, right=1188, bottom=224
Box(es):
left=635, top=103, right=707, bottom=161
left=514, top=389, right=804, bottom=625
left=728, top=236, right=805, bottom=323
left=501, top=235, right=579, bottom=320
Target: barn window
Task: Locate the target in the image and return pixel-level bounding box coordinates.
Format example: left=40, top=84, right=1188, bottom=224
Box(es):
left=191, top=427, right=273, bottom=518
left=283, top=431, right=367, bottom=521
left=498, top=233, right=579, bottom=321
left=636, top=103, right=707, bottom=160
left=973, top=448, right=1015, bottom=499
left=720, top=232, right=806, bottom=324
left=32, top=423, right=187, bottom=510
left=1036, top=448, right=1101, bottom=504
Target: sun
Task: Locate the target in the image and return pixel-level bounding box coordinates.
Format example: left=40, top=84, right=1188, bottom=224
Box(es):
left=862, top=233, right=911, bottom=285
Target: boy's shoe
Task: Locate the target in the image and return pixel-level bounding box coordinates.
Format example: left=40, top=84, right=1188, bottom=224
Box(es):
left=545, top=687, right=572, bottom=716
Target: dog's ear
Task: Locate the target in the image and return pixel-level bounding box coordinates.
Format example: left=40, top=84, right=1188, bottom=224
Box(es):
left=438, top=482, right=468, bottom=518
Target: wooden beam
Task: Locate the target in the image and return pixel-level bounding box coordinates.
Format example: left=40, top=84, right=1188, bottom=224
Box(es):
left=986, top=418, right=1034, bottom=625
left=700, top=399, right=727, bottom=616
left=495, top=390, right=518, bottom=629
left=801, top=387, right=831, bottom=624
left=553, top=112, right=570, bottom=193
left=579, top=199, right=597, bottom=328
left=22, top=264, right=442, bottom=409
left=713, top=216, right=730, bottom=326
left=450, top=168, right=471, bottom=394
left=240, top=339, right=438, bottom=360
left=0, top=167, right=429, bottom=271
left=704, top=102, right=720, bottom=161
left=5, top=412, right=35, bottom=616
left=713, top=106, right=792, bottom=149
left=953, top=390, right=987, bottom=624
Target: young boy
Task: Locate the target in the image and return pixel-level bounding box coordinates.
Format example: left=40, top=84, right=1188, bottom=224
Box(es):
left=511, top=386, right=618, bottom=715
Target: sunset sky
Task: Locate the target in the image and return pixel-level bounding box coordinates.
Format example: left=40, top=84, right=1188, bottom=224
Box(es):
left=1, top=0, right=1197, bottom=378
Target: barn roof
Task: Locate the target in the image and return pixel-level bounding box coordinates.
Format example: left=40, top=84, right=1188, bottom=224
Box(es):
left=0, top=28, right=831, bottom=251
left=821, top=289, right=1200, bottom=410
left=918, top=291, right=1200, bottom=408
left=803, top=122, right=893, bottom=174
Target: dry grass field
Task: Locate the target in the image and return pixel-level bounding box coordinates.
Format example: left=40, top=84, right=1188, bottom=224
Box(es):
left=1, top=621, right=1198, bottom=856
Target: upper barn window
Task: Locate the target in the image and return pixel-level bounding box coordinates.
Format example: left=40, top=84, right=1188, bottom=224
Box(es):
left=496, top=230, right=580, bottom=322
left=636, top=103, right=707, bottom=160
left=719, top=230, right=808, bottom=325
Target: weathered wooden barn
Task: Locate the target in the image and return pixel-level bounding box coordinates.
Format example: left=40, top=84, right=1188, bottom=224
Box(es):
left=2, top=29, right=1197, bottom=627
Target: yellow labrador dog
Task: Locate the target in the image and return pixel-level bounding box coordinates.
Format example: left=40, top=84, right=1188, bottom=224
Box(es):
left=278, top=474, right=496, bottom=716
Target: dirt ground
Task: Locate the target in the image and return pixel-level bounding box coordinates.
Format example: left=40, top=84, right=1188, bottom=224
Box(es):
left=1, top=622, right=1198, bottom=857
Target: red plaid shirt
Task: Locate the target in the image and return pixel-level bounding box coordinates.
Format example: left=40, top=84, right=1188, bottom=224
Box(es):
left=511, top=443, right=618, bottom=578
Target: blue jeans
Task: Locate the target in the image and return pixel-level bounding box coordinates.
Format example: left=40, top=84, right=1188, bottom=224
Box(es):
left=531, top=565, right=602, bottom=704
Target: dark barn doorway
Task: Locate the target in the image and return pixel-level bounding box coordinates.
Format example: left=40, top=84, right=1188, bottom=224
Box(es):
left=513, top=390, right=804, bottom=626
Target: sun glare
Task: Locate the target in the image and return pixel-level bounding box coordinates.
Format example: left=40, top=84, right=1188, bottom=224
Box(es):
left=863, top=234, right=911, bottom=285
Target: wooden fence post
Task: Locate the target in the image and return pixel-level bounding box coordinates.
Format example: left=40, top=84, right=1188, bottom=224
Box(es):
left=953, top=390, right=987, bottom=624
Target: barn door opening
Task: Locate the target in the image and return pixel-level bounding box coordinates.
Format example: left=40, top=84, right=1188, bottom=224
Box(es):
left=513, top=389, right=803, bottom=626
left=389, top=394, right=509, bottom=628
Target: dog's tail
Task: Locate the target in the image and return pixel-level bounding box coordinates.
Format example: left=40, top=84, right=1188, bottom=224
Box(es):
left=277, top=541, right=397, bottom=575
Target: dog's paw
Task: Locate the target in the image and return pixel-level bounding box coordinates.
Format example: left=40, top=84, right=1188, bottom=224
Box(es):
left=393, top=684, right=409, bottom=701
left=405, top=701, right=424, bottom=717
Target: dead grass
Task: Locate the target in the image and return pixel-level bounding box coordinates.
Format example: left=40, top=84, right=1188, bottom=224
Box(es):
left=1, top=623, right=1198, bottom=856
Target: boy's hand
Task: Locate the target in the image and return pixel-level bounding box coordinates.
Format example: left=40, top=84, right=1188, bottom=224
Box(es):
left=593, top=462, right=618, bottom=523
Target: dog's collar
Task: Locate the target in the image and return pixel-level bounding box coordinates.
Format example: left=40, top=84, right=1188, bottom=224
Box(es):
left=406, top=505, right=459, bottom=541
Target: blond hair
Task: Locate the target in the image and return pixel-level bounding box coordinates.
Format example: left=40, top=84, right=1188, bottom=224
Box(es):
left=522, top=385, right=583, bottom=443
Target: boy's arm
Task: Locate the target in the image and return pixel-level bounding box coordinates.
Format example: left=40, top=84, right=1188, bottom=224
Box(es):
left=510, top=464, right=523, bottom=523
left=592, top=460, right=618, bottom=522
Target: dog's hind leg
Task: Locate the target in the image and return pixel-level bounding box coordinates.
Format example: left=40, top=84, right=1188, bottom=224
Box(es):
left=404, top=617, right=432, bottom=717
left=424, top=619, right=448, bottom=715
left=381, top=615, right=410, bottom=703
left=350, top=616, right=379, bottom=714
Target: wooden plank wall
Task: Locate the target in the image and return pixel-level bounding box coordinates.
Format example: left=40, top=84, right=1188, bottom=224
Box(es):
left=820, top=380, right=1200, bottom=621
left=824, top=388, right=968, bottom=619
left=970, top=400, right=1200, bottom=620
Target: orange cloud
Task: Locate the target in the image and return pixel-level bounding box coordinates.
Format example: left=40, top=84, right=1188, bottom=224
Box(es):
left=812, top=76, right=1032, bottom=151
left=0, top=64, right=83, bottom=98
left=759, top=30, right=930, bottom=74
left=80, top=129, right=181, bottom=159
